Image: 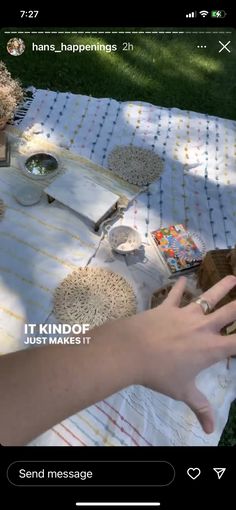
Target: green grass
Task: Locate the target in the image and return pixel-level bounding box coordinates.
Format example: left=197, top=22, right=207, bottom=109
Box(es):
left=1, top=29, right=236, bottom=119
left=0, top=27, right=236, bottom=444
left=219, top=401, right=236, bottom=446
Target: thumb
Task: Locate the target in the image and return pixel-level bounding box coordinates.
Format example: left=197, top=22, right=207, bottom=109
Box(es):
left=185, top=385, right=214, bottom=434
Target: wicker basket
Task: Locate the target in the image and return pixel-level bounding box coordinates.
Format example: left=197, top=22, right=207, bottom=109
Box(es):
left=197, top=249, right=236, bottom=343
left=197, top=249, right=236, bottom=309
left=150, top=284, right=195, bottom=309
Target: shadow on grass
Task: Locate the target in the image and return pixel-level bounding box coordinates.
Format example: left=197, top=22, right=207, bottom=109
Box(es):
left=1, top=30, right=236, bottom=119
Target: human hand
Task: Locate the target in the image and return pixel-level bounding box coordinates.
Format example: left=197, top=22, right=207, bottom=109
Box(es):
left=130, top=275, right=236, bottom=434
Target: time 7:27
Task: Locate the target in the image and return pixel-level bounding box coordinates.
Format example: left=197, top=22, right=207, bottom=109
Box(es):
left=20, top=11, right=39, bottom=18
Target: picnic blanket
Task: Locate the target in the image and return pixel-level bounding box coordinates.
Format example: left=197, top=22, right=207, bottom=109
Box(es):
left=28, top=238, right=236, bottom=447
left=0, top=140, right=104, bottom=353
left=16, top=87, right=236, bottom=250
left=3, top=88, right=236, bottom=445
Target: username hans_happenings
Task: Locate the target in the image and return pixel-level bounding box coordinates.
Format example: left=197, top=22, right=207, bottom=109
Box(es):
left=32, top=42, right=118, bottom=53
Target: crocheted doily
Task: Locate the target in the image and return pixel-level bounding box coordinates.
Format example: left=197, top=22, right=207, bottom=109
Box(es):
left=54, top=267, right=137, bottom=328
left=0, top=199, right=5, bottom=220
left=108, top=145, right=164, bottom=186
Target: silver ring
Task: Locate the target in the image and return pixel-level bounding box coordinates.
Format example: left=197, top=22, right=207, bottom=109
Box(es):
left=194, top=298, right=212, bottom=315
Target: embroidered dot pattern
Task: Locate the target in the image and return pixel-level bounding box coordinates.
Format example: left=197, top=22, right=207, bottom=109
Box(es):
left=16, top=89, right=236, bottom=251
left=0, top=198, right=6, bottom=220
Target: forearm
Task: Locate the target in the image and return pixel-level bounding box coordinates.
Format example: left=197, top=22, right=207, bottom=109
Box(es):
left=0, top=318, right=140, bottom=446
left=2, top=276, right=236, bottom=444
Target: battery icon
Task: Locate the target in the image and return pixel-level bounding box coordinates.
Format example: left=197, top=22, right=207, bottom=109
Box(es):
left=211, top=10, right=227, bottom=18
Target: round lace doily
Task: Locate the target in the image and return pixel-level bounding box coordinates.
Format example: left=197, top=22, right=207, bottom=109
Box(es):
left=107, top=145, right=164, bottom=186
left=54, top=267, right=137, bottom=328
left=0, top=199, right=5, bottom=220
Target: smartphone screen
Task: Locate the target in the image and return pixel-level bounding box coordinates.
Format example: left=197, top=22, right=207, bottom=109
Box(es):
left=0, top=6, right=235, bottom=509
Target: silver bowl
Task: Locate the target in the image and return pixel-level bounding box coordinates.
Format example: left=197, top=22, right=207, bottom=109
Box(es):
left=20, top=152, right=60, bottom=180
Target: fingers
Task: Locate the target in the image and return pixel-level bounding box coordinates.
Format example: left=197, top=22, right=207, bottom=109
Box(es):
left=217, top=332, right=236, bottom=359
left=207, top=301, right=236, bottom=332
left=165, top=276, right=187, bottom=306
left=193, top=275, right=236, bottom=313
left=184, top=384, right=214, bottom=434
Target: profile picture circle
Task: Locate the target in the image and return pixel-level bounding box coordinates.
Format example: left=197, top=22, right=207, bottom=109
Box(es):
left=7, top=38, right=25, bottom=56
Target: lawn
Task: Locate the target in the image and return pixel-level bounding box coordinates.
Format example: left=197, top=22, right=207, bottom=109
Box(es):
left=0, top=27, right=236, bottom=444
left=1, top=29, right=236, bottom=119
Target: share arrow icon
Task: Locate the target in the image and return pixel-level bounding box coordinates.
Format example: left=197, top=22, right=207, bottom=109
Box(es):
left=213, top=468, right=226, bottom=479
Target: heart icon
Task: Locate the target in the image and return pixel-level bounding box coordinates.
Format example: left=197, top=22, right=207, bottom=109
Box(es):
left=187, top=467, right=201, bottom=480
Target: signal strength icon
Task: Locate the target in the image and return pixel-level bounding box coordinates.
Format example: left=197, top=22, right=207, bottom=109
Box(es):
left=186, top=11, right=197, bottom=18
left=199, top=10, right=209, bottom=17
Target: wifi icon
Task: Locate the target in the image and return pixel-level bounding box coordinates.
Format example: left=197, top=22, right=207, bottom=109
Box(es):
left=199, top=10, right=209, bottom=17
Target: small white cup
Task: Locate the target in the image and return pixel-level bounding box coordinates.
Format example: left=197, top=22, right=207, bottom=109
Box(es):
left=106, top=225, right=142, bottom=254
